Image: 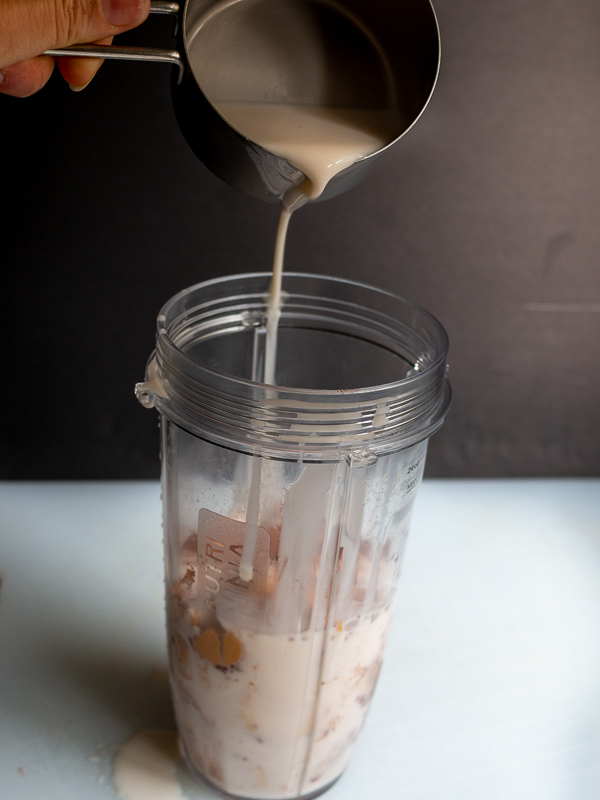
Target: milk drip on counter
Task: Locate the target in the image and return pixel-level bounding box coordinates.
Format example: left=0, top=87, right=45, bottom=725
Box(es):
left=136, top=3, right=445, bottom=800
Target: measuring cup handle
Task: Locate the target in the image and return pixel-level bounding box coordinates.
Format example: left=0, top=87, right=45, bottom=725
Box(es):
left=44, top=0, right=184, bottom=84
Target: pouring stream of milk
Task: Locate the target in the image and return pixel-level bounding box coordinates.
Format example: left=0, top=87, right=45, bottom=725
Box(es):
left=217, top=102, right=399, bottom=386
left=213, top=102, right=397, bottom=581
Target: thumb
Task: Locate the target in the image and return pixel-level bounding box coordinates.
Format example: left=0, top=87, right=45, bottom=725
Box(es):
left=0, top=0, right=150, bottom=69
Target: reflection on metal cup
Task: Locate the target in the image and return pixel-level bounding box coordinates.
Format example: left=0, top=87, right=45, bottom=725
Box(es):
left=46, top=0, right=440, bottom=201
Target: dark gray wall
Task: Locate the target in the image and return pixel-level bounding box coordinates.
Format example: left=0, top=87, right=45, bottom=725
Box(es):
left=2, top=0, right=599, bottom=479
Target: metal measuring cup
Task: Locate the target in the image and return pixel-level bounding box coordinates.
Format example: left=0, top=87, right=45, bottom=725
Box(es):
left=47, top=0, right=440, bottom=202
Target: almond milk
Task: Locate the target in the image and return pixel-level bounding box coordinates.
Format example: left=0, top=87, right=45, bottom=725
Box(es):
left=168, top=536, right=395, bottom=799
left=212, top=103, right=400, bottom=384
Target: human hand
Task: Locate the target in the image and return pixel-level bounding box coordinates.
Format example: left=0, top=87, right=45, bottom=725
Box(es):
left=0, top=0, right=150, bottom=97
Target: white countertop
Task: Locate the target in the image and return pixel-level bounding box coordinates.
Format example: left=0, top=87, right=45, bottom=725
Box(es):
left=1, top=479, right=599, bottom=800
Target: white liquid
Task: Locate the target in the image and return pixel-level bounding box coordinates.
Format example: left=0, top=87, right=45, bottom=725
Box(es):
left=113, top=731, right=183, bottom=800
left=169, top=590, right=393, bottom=800
left=218, top=103, right=400, bottom=205
left=225, top=102, right=398, bottom=583
left=213, top=103, right=399, bottom=386
left=264, top=206, right=291, bottom=387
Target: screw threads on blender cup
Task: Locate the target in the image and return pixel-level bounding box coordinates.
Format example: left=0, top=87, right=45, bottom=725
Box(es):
left=142, top=272, right=450, bottom=460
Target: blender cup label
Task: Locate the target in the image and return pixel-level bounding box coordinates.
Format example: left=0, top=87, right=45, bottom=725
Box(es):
left=197, top=509, right=270, bottom=607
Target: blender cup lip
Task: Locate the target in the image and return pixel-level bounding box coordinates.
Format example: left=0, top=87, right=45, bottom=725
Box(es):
left=156, top=271, right=449, bottom=398
left=148, top=272, right=451, bottom=457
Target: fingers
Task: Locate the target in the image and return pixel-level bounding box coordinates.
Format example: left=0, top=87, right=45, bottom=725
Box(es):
left=0, top=0, right=150, bottom=68
left=56, top=36, right=114, bottom=91
left=0, top=34, right=116, bottom=98
left=0, top=1, right=150, bottom=97
left=0, top=56, right=56, bottom=98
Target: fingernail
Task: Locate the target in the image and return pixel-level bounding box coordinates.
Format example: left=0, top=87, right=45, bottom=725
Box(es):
left=69, top=79, right=93, bottom=93
left=102, top=0, right=147, bottom=26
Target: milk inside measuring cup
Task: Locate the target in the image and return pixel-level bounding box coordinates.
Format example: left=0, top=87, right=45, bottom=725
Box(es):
left=187, top=0, right=404, bottom=204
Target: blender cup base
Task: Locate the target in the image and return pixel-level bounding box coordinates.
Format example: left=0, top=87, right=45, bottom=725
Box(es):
left=183, top=747, right=343, bottom=800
